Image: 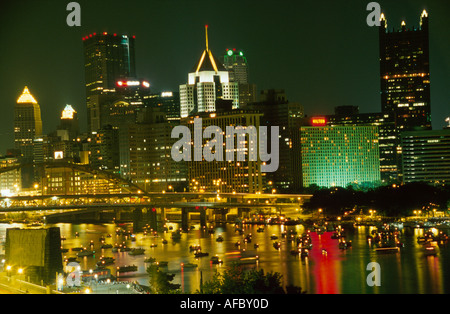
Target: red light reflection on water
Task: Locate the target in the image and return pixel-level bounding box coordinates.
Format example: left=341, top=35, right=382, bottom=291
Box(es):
left=309, top=231, right=343, bottom=294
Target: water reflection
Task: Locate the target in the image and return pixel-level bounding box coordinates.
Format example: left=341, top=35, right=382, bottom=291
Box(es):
left=1, top=222, right=450, bottom=293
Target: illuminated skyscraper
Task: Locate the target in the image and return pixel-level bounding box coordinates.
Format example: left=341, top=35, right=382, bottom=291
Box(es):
left=379, top=10, right=431, bottom=131
left=83, top=32, right=136, bottom=132
left=179, top=26, right=239, bottom=118
left=300, top=125, right=380, bottom=189
left=379, top=10, right=431, bottom=182
left=14, top=86, right=43, bottom=188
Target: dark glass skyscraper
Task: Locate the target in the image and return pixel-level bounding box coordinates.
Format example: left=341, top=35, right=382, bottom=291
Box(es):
left=379, top=10, right=431, bottom=131
left=83, top=32, right=136, bottom=132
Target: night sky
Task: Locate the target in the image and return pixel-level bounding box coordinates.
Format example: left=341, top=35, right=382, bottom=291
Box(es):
left=0, top=0, right=449, bottom=154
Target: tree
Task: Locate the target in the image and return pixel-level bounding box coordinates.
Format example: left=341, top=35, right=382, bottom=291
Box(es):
left=198, top=263, right=305, bottom=294
left=147, top=265, right=181, bottom=294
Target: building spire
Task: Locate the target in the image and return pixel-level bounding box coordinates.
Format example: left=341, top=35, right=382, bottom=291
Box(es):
left=205, top=24, right=209, bottom=52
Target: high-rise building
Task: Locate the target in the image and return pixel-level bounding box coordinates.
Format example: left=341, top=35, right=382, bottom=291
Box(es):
left=322, top=106, right=398, bottom=184
left=119, top=108, right=187, bottom=192
left=14, top=86, right=43, bottom=188
left=179, top=26, right=239, bottom=118
left=300, top=125, right=381, bottom=189
left=379, top=10, right=431, bottom=131
left=181, top=109, right=264, bottom=193
left=378, top=10, right=431, bottom=182
left=83, top=32, right=136, bottom=132
left=401, top=129, right=450, bottom=185
left=59, top=105, right=80, bottom=141
left=245, top=89, right=304, bottom=192
left=221, top=49, right=249, bottom=84
left=146, top=91, right=181, bottom=121
left=220, top=48, right=257, bottom=108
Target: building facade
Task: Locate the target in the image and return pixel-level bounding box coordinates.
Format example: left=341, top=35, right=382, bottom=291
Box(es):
left=300, top=125, right=381, bottom=189
left=401, top=129, right=450, bottom=185
left=181, top=109, right=264, bottom=193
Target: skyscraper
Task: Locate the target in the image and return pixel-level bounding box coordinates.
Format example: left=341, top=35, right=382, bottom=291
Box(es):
left=179, top=26, right=239, bottom=118
left=220, top=48, right=257, bottom=108
left=221, top=49, right=249, bottom=84
left=14, top=86, right=43, bottom=188
left=379, top=10, right=431, bottom=131
left=83, top=32, right=136, bottom=132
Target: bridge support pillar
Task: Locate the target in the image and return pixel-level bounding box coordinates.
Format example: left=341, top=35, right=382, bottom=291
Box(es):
left=146, top=207, right=157, bottom=231
left=200, top=207, right=207, bottom=228
left=181, top=208, right=189, bottom=232
left=133, top=208, right=144, bottom=233
left=115, top=209, right=121, bottom=222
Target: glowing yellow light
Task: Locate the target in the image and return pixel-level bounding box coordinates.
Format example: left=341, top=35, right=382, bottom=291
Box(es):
left=61, top=105, right=76, bottom=119
left=421, top=10, right=428, bottom=18
left=17, top=86, right=38, bottom=104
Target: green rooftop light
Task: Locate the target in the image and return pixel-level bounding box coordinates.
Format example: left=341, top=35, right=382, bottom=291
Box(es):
left=227, top=50, right=233, bottom=56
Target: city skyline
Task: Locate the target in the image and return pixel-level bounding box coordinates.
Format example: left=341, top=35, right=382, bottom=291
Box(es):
left=0, top=0, right=449, bottom=155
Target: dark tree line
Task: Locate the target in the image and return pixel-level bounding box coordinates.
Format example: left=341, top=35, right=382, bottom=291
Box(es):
left=302, top=182, right=450, bottom=217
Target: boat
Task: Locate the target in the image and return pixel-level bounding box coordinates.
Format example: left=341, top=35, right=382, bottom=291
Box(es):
left=77, top=249, right=95, bottom=257
left=423, top=245, right=438, bottom=256
left=210, top=256, right=223, bottom=264
left=189, top=245, right=201, bottom=252
left=375, top=246, right=400, bottom=253
left=97, top=256, right=115, bottom=266
left=194, top=251, right=209, bottom=258
left=128, top=248, right=145, bottom=255
left=273, top=241, right=281, bottom=250
left=216, top=235, right=224, bottom=242
left=156, top=261, right=168, bottom=267
left=162, top=239, right=168, bottom=244
left=238, top=256, right=259, bottom=265
left=270, top=234, right=278, bottom=240
left=181, top=263, right=198, bottom=268
left=116, top=265, right=138, bottom=273
left=101, top=244, right=113, bottom=249
left=144, top=257, right=156, bottom=263
left=171, top=231, right=182, bottom=240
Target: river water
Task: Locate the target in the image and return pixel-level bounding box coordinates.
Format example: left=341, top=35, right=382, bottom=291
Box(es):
left=1, top=221, right=449, bottom=294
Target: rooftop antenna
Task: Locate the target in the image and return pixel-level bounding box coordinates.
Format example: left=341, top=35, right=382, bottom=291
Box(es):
left=205, top=24, right=209, bottom=52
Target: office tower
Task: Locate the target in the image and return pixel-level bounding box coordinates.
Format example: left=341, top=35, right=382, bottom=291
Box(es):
left=88, top=125, right=120, bottom=173
left=300, top=125, right=380, bottom=189
left=99, top=78, right=151, bottom=129
left=246, top=89, right=304, bottom=192
left=119, top=108, right=187, bottom=192
left=379, top=10, right=431, bottom=131
left=220, top=48, right=257, bottom=108
left=181, top=109, right=264, bottom=193
left=323, top=106, right=398, bottom=184
left=14, top=86, right=43, bottom=188
left=221, top=48, right=249, bottom=83
left=179, top=26, right=239, bottom=118
left=59, top=105, right=80, bottom=140
left=146, top=91, right=181, bottom=121
left=401, top=129, right=450, bottom=185
left=83, top=32, right=136, bottom=132
left=379, top=10, right=431, bottom=182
